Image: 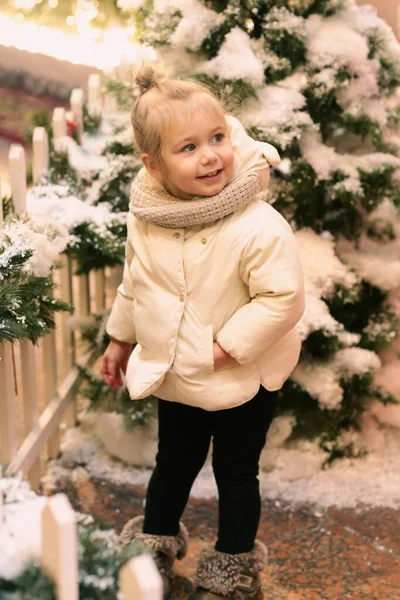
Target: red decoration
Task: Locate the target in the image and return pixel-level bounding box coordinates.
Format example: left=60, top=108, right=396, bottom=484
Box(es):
left=67, top=119, right=78, bottom=137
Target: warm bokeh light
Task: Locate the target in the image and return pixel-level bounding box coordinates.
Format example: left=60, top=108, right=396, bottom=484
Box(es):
left=0, top=11, right=142, bottom=70
left=14, top=0, right=36, bottom=8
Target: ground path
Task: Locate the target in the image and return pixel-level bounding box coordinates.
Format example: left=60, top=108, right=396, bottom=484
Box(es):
left=50, top=472, right=400, bottom=600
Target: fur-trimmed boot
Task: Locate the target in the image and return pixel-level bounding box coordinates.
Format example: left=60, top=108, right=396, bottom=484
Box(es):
left=192, top=541, right=267, bottom=599
left=119, top=516, right=189, bottom=597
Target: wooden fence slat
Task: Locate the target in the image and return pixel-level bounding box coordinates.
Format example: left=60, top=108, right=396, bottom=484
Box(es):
left=19, top=339, right=38, bottom=436
left=9, top=150, right=43, bottom=482
left=70, top=88, right=84, bottom=138
left=33, top=127, right=49, bottom=185
left=120, top=554, right=163, bottom=600
left=78, top=272, right=91, bottom=317
left=88, top=73, right=102, bottom=115
left=59, top=254, right=74, bottom=375
left=52, top=107, right=67, bottom=140
left=93, top=269, right=106, bottom=314
left=0, top=466, right=3, bottom=524
left=41, top=494, right=78, bottom=600
left=42, top=329, right=60, bottom=459
left=19, top=339, right=41, bottom=489
left=8, top=144, right=26, bottom=214
left=60, top=255, right=77, bottom=428
left=0, top=343, right=17, bottom=465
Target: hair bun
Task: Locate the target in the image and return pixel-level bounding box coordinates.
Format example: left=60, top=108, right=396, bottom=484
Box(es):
left=135, top=64, right=164, bottom=94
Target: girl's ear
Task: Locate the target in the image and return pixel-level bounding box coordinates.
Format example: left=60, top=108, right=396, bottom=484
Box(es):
left=141, top=153, right=164, bottom=181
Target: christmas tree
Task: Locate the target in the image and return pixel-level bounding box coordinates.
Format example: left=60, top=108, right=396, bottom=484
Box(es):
left=95, top=0, right=400, bottom=463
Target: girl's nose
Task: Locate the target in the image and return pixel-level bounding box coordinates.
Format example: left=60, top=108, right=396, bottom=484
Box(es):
left=200, top=148, right=217, bottom=164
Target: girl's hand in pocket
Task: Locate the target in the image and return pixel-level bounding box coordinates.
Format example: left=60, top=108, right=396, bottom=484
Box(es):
left=101, top=339, right=133, bottom=389
left=213, top=342, right=238, bottom=371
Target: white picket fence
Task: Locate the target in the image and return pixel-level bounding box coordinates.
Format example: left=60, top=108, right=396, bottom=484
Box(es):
left=0, top=75, right=117, bottom=489
left=0, top=485, right=162, bottom=599
left=0, top=75, right=162, bottom=599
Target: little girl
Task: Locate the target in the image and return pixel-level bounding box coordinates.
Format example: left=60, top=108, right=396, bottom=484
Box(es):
left=101, top=65, right=305, bottom=599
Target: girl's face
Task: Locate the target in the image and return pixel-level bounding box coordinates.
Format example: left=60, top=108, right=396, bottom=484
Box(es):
left=148, top=101, right=235, bottom=200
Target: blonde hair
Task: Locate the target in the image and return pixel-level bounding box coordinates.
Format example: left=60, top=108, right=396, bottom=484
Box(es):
left=132, top=65, right=230, bottom=162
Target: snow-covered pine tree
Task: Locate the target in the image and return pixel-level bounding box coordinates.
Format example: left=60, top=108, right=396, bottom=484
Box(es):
left=103, top=0, right=400, bottom=462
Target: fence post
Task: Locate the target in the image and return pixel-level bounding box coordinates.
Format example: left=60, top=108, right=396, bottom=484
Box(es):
left=77, top=266, right=91, bottom=317
left=33, top=127, right=49, bottom=185
left=120, top=554, right=163, bottom=600
left=0, top=342, right=17, bottom=466
left=41, top=493, right=78, bottom=600
left=0, top=182, right=17, bottom=467
left=88, top=73, right=102, bottom=116
left=52, top=107, right=67, bottom=151
left=42, top=319, right=60, bottom=459
left=8, top=144, right=26, bottom=214
left=70, top=88, right=84, bottom=138
left=32, top=125, right=55, bottom=464
left=91, top=269, right=106, bottom=314
left=0, top=466, right=3, bottom=524
left=8, top=147, right=42, bottom=481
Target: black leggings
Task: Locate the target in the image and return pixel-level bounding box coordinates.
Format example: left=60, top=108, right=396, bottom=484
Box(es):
left=143, top=386, right=277, bottom=554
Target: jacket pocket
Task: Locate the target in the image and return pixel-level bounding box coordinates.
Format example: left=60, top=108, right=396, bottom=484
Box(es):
left=203, top=324, right=215, bottom=375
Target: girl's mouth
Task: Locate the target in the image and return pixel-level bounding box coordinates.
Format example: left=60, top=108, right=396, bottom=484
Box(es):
left=198, top=169, right=223, bottom=180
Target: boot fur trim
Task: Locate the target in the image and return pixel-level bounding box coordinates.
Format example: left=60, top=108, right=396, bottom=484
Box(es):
left=119, top=516, right=189, bottom=559
left=195, top=541, right=267, bottom=597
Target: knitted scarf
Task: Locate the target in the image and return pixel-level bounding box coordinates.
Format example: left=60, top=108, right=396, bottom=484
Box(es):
left=129, top=172, right=261, bottom=228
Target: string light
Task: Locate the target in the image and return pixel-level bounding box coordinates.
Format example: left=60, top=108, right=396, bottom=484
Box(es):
left=48, top=0, right=58, bottom=7
left=245, top=18, right=255, bottom=34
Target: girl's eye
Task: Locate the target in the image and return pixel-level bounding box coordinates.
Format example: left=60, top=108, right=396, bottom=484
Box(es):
left=182, top=143, right=196, bottom=152
left=213, top=133, right=224, bottom=143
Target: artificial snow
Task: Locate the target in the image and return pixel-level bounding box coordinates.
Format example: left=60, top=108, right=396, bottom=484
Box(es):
left=241, top=85, right=314, bottom=149
left=299, top=131, right=400, bottom=195
left=54, top=136, right=108, bottom=178
left=338, top=230, right=400, bottom=293
left=41, top=416, right=400, bottom=510
left=292, top=347, right=381, bottom=409
left=170, top=0, right=224, bottom=52
left=27, top=183, right=127, bottom=236
left=292, top=361, right=344, bottom=409
left=0, top=216, right=69, bottom=278
left=263, top=6, right=306, bottom=41
left=203, top=28, right=265, bottom=88
left=294, top=228, right=359, bottom=298
left=0, top=476, right=46, bottom=580
left=306, top=15, right=370, bottom=72
left=297, top=294, right=344, bottom=341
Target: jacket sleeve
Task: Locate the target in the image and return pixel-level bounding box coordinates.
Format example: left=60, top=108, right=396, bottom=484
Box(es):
left=215, top=213, right=305, bottom=365
left=106, top=214, right=136, bottom=344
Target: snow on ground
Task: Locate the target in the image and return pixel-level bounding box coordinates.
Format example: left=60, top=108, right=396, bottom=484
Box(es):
left=41, top=415, right=400, bottom=511
left=0, top=476, right=47, bottom=580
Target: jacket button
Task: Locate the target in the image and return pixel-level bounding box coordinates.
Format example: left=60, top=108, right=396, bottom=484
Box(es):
left=179, top=294, right=185, bottom=302
left=201, top=238, right=207, bottom=244
left=173, top=232, right=181, bottom=239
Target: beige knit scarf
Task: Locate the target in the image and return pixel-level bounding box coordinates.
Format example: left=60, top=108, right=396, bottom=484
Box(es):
left=129, top=172, right=261, bottom=228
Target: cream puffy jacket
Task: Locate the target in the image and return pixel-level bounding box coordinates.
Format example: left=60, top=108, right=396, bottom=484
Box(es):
left=106, top=117, right=305, bottom=410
